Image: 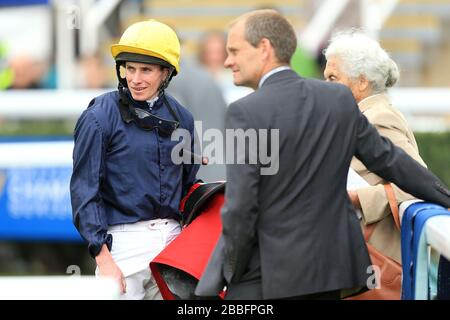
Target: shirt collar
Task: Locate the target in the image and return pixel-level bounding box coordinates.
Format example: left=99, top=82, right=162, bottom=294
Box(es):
left=147, top=96, right=159, bottom=109
left=125, top=89, right=160, bottom=110
left=258, top=66, right=291, bottom=88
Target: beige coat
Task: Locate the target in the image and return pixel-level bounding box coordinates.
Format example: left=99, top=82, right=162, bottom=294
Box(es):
left=351, top=93, right=427, bottom=263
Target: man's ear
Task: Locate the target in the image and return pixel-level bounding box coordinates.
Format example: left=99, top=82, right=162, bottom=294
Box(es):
left=259, top=38, right=272, bottom=60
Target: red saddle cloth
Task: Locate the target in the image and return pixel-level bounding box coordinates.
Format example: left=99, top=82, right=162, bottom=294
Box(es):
left=150, top=189, right=224, bottom=300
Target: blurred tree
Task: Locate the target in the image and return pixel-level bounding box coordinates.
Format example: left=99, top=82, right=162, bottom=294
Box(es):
left=0, top=41, right=13, bottom=90
left=291, top=46, right=321, bottom=79
left=416, top=131, right=450, bottom=187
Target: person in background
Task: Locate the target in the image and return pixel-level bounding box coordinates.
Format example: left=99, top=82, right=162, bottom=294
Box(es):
left=0, top=49, right=45, bottom=90
left=167, top=53, right=227, bottom=182
left=198, top=31, right=228, bottom=80
left=198, top=30, right=253, bottom=104
left=323, top=30, right=427, bottom=264
left=70, top=19, right=199, bottom=299
left=76, top=54, right=109, bottom=89
left=8, top=54, right=45, bottom=89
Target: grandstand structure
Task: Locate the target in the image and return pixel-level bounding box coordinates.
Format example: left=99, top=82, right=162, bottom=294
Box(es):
left=137, top=0, right=308, bottom=57
left=105, top=0, right=450, bottom=87
left=380, top=0, right=450, bottom=86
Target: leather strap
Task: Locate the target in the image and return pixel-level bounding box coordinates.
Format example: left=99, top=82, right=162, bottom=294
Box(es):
left=384, top=183, right=401, bottom=230
left=364, top=183, right=401, bottom=241
left=364, top=224, right=376, bottom=242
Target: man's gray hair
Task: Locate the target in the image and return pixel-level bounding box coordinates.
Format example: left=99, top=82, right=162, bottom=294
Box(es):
left=236, top=10, right=297, bottom=64
left=323, top=30, right=400, bottom=93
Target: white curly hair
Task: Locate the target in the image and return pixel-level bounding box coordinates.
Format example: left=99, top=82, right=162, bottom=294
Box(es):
left=323, top=30, right=399, bottom=94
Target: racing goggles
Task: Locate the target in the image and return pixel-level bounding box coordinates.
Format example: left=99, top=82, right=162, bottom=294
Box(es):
left=131, top=106, right=180, bottom=136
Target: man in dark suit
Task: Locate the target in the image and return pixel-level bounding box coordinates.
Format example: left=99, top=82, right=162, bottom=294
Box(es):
left=196, top=9, right=450, bottom=300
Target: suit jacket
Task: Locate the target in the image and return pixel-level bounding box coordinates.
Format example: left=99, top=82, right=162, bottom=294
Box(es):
left=351, top=94, right=427, bottom=263
left=196, top=69, right=450, bottom=300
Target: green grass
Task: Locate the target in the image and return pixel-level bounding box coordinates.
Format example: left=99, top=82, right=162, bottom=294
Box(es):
left=0, top=119, right=75, bottom=136
left=415, top=131, right=450, bottom=187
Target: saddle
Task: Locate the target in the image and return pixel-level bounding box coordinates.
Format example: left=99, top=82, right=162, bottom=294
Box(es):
left=150, top=181, right=226, bottom=299
left=180, top=181, right=226, bottom=227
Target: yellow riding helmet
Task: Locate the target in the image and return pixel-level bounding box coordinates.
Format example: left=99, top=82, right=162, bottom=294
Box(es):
left=111, top=19, right=180, bottom=75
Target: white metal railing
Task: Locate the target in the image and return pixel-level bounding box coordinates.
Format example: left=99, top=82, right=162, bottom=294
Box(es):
left=0, top=89, right=108, bottom=119
left=360, top=0, right=399, bottom=40
left=79, top=0, right=122, bottom=56
left=400, top=200, right=450, bottom=299
left=426, top=216, right=450, bottom=262
left=54, top=0, right=77, bottom=90
left=52, top=0, right=122, bottom=89
left=0, top=140, right=73, bottom=167
left=0, top=88, right=449, bottom=131
left=400, top=200, right=450, bottom=264
left=299, top=0, right=399, bottom=56
left=299, top=0, right=351, bottom=57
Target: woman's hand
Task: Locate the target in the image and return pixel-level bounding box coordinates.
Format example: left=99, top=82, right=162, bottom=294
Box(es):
left=348, top=190, right=361, bottom=209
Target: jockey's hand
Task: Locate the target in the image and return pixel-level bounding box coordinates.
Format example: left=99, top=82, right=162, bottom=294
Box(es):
left=95, top=244, right=127, bottom=294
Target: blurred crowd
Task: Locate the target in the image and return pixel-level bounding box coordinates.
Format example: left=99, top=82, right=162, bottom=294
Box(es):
left=0, top=42, right=111, bottom=90
left=0, top=28, right=322, bottom=103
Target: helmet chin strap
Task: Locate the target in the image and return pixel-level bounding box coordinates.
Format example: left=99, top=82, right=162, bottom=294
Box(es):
left=157, top=68, right=174, bottom=98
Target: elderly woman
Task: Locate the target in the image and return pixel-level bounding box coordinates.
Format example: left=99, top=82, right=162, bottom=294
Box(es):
left=323, top=31, right=427, bottom=264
